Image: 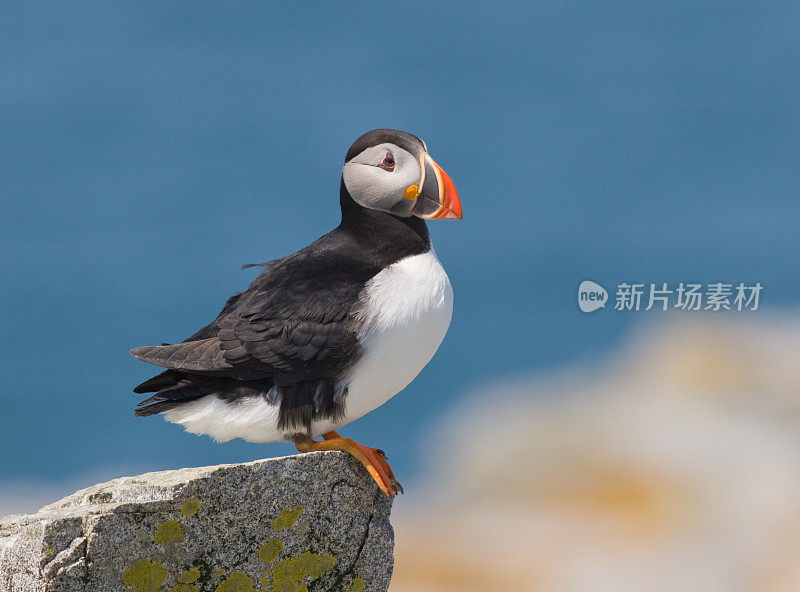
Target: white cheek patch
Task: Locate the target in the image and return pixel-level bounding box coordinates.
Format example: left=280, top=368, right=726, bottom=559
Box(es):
left=342, top=145, right=420, bottom=213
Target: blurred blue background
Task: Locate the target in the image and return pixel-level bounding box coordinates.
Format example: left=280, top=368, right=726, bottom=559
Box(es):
left=1, top=2, right=798, bottom=506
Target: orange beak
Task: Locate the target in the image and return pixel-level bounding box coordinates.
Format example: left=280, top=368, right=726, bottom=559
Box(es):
left=411, top=153, right=463, bottom=220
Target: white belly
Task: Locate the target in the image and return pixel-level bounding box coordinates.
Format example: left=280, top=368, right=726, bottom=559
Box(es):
left=313, top=248, right=453, bottom=435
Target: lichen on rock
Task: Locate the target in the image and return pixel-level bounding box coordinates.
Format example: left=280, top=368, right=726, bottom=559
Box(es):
left=0, top=452, right=394, bottom=592
left=180, top=498, right=202, bottom=518
left=123, top=558, right=169, bottom=592
left=154, top=520, right=184, bottom=545
left=272, top=506, right=303, bottom=532
left=259, top=540, right=283, bottom=564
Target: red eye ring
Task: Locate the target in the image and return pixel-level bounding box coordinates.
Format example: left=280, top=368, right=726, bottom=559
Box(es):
left=380, top=156, right=395, bottom=171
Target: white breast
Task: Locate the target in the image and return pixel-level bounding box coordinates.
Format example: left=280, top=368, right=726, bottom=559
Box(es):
left=312, top=247, right=453, bottom=435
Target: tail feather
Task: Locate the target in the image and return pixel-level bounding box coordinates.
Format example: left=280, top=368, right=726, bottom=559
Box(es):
left=133, top=370, right=183, bottom=394
left=133, top=375, right=257, bottom=415
left=133, top=375, right=276, bottom=417
left=133, top=375, right=208, bottom=417
left=134, top=400, right=187, bottom=417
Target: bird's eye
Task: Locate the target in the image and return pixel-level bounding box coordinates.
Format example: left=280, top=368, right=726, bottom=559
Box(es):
left=379, top=155, right=395, bottom=171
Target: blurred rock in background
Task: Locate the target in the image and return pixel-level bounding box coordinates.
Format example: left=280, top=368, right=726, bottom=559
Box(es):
left=391, top=315, right=800, bottom=592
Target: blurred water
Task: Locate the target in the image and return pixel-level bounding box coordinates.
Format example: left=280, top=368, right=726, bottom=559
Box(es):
left=1, top=2, right=798, bottom=498
left=392, top=317, right=800, bottom=591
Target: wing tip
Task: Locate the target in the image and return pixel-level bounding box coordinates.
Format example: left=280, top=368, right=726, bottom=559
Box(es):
left=130, top=346, right=152, bottom=362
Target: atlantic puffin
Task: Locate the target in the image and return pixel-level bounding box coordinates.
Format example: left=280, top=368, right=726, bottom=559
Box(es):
left=131, top=129, right=461, bottom=496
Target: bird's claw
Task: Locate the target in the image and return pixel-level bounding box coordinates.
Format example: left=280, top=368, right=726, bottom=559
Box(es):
left=391, top=477, right=404, bottom=494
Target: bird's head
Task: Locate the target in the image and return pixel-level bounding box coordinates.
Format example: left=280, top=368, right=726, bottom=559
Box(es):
left=342, top=129, right=462, bottom=220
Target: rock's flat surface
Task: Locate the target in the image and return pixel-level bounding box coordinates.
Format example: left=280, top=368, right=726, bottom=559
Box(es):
left=0, top=452, right=393, bottom=592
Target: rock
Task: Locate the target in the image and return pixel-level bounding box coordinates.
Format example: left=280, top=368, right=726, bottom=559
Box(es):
left=0, top=452, right=394, bottom=592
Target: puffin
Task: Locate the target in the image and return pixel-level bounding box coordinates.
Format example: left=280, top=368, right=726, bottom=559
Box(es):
left=131, top=129, right=461, bottom=497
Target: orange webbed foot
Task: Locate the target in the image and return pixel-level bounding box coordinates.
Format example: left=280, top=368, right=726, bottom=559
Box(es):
left=294, top=430, right=402, bottom=497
